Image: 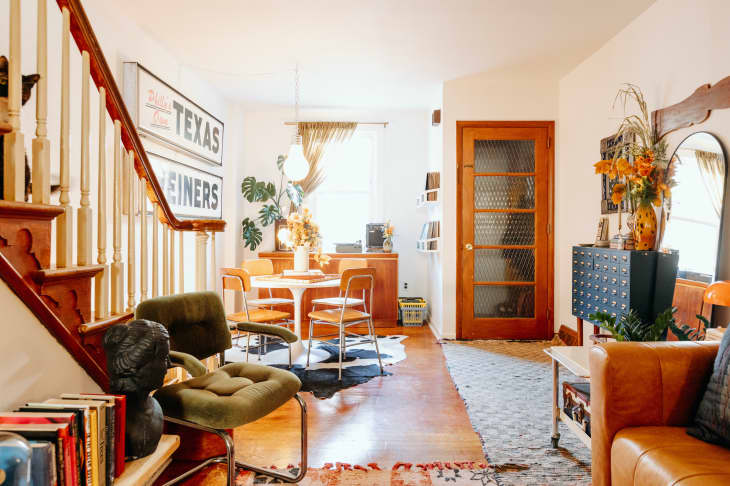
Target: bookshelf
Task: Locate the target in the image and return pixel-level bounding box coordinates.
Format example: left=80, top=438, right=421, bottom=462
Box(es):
left=417, top=237, right=440, bottom=253
left=416, top=188, right=440, bottom=207
left=115, top=434, right=180, bottom=486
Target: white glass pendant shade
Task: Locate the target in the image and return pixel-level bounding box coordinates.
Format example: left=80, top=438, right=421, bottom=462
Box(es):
left=285, top=140, right=309, bottom=181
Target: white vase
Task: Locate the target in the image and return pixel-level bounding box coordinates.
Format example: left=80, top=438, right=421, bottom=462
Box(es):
left=294, top=246, right=309, bottom=272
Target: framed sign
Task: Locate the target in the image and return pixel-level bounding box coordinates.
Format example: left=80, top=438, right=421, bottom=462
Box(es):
left=124, top=62, right=224, bottom=165
left=147, top=152, right=223, bottom=219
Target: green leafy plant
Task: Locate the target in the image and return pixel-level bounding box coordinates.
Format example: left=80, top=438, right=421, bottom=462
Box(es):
left=589, top=306, right=707, bottom=342
left=670, top=315, right=708, bottom=342
left=240, top=155, right=303, bottom=250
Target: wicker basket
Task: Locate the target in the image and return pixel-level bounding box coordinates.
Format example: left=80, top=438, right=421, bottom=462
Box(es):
left=398, top=297, right=428, bottom=327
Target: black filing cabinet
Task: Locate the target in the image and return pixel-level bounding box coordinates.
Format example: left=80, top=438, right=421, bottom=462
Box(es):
left=571, top=246, right=679, bottom=324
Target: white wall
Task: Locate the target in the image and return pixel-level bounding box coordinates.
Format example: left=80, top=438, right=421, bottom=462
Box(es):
left=236, top=105, right=432, bottom=300
left=557, top=0, right=730, bottom=340
left=437, top=67, right=560, bottom=338
left=0, top=280, right=101, bottom=410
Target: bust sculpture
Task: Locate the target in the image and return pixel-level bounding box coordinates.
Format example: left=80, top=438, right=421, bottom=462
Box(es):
left=103, top=319, right=170, bottom=459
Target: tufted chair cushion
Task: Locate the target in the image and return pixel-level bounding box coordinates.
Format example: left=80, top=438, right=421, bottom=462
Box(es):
left=155, top=362, right=301, bottom=429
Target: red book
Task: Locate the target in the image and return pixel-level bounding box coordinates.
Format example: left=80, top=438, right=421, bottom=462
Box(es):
left=0, top=422, right=76, bottom=486
left=88, top=394, right=126, bottom=477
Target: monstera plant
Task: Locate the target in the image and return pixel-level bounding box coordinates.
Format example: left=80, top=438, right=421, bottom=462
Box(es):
left=589, top=307, right=706, bottom=342
left=241, top=155, right=303, bottom=250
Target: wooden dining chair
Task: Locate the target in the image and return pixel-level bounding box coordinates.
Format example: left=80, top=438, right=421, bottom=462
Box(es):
left=241, top=258, right=295, bottom=309
left=311, top=258, right=369, bottom=310
left=221, top=267, right=294, bottom=364
left=306, top=268, right=383, bottom=380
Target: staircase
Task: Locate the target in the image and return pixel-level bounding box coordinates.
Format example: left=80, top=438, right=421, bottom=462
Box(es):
left=0, top=0, right=226, bottom=390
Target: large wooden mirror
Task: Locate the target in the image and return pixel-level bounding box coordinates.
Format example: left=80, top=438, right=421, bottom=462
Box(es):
left=662, top=132, right=727, bottom=283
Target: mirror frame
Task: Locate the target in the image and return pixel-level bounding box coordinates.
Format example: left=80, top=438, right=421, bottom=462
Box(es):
left=665, top=131, right=728, bottom=281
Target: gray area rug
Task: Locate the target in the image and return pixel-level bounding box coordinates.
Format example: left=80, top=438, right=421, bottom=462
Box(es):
left=442, top=340, right=591, bottom=486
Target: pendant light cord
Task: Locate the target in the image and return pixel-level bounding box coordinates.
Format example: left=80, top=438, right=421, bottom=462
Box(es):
left=294, top=64, right=300, bottom=138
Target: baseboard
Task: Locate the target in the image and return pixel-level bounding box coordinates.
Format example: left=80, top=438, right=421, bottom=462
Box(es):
left=427, top=319, right=442, bottom=340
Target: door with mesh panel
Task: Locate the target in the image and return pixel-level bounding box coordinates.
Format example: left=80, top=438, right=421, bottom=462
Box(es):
left=459, top=123, right=553, bottom=339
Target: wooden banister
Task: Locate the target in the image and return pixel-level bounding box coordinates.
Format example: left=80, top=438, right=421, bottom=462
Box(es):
left=55, top=0, right=226, bottom=233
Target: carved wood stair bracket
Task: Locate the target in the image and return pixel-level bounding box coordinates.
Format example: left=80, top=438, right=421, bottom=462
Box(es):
left=652, top=75, right=730, bottom=140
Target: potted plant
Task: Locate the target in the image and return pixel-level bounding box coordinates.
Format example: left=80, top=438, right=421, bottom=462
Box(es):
left=594, top=85, right=675, bottom=250
left=382, top=221, right=394, bottom=253
left=589, top=307, right=706, bottom=342
left=240, top=155, right=303, bottom=250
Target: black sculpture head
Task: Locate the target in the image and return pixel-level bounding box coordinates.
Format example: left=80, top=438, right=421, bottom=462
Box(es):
left=0, top=56, right=40, bottom=105
left=103, top=319, right=171, bottom=397
left=103, top=319, right=170, bottom=459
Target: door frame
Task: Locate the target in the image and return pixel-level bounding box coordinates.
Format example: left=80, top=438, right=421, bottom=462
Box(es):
left=455, top=121, right=555, bottom=339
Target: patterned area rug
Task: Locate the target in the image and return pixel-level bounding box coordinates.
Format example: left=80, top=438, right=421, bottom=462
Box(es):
left=441, top=340, right=591, bottom=486
left=237, top=462, right=499, bottom=485
left=226, top=335, right=407, bottom=399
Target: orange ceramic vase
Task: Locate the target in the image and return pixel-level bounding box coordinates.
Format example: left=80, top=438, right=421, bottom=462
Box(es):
left=633, top=203, right=657, bottom=250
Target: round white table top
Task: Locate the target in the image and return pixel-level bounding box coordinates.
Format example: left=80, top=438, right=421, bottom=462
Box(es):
left=250, top=275, right=341, bottom=289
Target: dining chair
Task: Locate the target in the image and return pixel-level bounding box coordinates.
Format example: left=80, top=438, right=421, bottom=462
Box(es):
left=310, top=258, right=368, bottom=310
left=221, top=267, right=295, bottom=365
left=242, top=258, right=295, bottom=309
left=306, top=267, right=383, bottom=380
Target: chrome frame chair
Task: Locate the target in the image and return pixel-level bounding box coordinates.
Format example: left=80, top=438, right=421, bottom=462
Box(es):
left=310, top=258, right=368, bottom=310
left=221, top=267, right=294, bottom=367
left=306, top=268, right=383, bottom=380
left=135, top=292, right=307, bottom=486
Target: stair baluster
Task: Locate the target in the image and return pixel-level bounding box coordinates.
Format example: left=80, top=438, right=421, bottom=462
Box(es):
left=169, top=225, right=175, bottom=295
left=140, top=178, right=148, bottom=301
left=152, top=205, right=159, bottom=297
left=4, top=0, right=24, bottom=202
left=32, top=0, right=50, bottom=205
left=162, top=221, right=169, bottom=295
left=78, top=51, right=92, bottom=266
left=56, top=7, right=72, bottom=267
left=95, top=87, right=108, bottom=319
left=127, top=150, right=136, bottom=311
left=179, top=231, right=184, bottom=293
left=195, top=231, right=208, bottom=291
left=111, top=121, right=123, bottom=314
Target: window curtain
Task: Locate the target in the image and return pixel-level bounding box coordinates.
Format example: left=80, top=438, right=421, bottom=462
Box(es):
left=695, top=149, right=726, bottom=218
left=297, top=121, right=357, bottom=198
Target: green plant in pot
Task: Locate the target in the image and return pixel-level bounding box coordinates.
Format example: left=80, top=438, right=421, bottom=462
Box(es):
left=241, top=155, right=303, bottom=250
left=588, top=307, right=705, bottom=342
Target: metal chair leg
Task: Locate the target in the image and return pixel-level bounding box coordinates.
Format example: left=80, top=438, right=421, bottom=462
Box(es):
left=338, top=322, right=344, bottom=381
left=246, top=332, right=251, bottom=362
left=306, top=318, right=314, bottom=367
left=161, top=394, right=307, bottom=485
left=368, top=317, right=383, bottom=374
left=288, top=343, right=292, bottom=368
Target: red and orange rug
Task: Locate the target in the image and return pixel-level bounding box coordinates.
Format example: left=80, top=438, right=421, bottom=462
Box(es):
left=239, top=462, right=498, bottom=485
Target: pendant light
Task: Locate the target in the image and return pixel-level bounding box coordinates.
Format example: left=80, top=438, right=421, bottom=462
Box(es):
left=284, top=65, right=310, bottom=181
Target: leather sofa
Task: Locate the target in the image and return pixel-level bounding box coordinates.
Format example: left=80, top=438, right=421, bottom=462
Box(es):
left=590, top=341, right=730, bottom=486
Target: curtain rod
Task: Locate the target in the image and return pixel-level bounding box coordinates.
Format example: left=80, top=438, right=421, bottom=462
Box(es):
left=283, top=121, right=388, bottom=127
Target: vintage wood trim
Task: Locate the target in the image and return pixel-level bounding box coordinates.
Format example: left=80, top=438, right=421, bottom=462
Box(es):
left=456, top=121, right=555, bottom=340
left=0, top=201, right=64, bottom=220
left=78, top=311, right=133, bottom=336
left=54, top=0, right=225, bottom=233
left=652, top=75, right=730, bottom=139
left=0, top=251, right=108, bottom=388
left=31, top=264, right=104, bottom=284
left=259, top=252, right=399, bottom=261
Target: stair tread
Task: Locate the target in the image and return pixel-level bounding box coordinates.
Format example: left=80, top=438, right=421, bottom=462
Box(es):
left=0, top=200, right=64, bottom=220
left=32, top=264, right=105, bottom=283
left=78, top=311, right=134, bottom=335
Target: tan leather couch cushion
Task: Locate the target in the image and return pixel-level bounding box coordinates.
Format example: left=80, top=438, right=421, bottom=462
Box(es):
left=611, top=426, right=730, bottom=486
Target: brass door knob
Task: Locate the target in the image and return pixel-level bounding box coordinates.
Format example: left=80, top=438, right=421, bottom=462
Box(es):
left=465, top=243, right=473, bottom=250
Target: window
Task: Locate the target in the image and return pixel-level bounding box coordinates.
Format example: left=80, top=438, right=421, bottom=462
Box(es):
left=308, top=129, right=378, bottom=252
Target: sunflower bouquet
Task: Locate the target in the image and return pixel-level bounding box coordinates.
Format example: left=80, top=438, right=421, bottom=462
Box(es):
left=282, top=208, right=331, bottom=265
left=593, top=84, right=675, bottom=250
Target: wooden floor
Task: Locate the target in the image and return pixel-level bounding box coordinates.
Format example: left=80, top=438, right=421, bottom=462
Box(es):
left=235, top=326, right=485, bottom=468
left=160, top=326, right=485, bottom=484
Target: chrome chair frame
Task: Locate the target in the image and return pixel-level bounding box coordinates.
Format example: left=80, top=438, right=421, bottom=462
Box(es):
left=306, top=273, right=383, bottom=380
left=160, top=394, right=307, bottom=486
left=221, top=271, right=293, bottom=367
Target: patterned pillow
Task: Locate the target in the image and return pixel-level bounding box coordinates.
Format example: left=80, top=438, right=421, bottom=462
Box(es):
left=688, top=330, right=730, bottom=445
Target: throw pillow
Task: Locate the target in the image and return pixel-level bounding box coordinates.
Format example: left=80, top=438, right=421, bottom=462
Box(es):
left=688, top=330, right=730, bottom=445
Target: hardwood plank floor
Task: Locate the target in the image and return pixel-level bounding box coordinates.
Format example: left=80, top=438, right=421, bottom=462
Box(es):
left=234, top=326, right=485, bottom=468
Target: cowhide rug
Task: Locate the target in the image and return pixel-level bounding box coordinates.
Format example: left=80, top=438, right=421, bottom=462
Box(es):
left=226, top=334, right=407, bottom=398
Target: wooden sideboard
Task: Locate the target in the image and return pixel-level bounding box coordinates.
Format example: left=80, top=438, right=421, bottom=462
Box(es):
left=256, top=252, right=399, bottom=327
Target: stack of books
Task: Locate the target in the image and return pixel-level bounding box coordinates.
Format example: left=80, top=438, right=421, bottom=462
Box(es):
left=0, top=393, right=126, bottom=485
left=425, top=172, right=440, bottom=201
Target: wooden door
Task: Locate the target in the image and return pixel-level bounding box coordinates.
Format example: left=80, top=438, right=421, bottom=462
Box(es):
left=457, top=122, right=554, bottom=339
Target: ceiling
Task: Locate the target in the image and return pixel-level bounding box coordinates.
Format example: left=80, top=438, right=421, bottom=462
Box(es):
left=111, top=0, right=655, bottom=109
